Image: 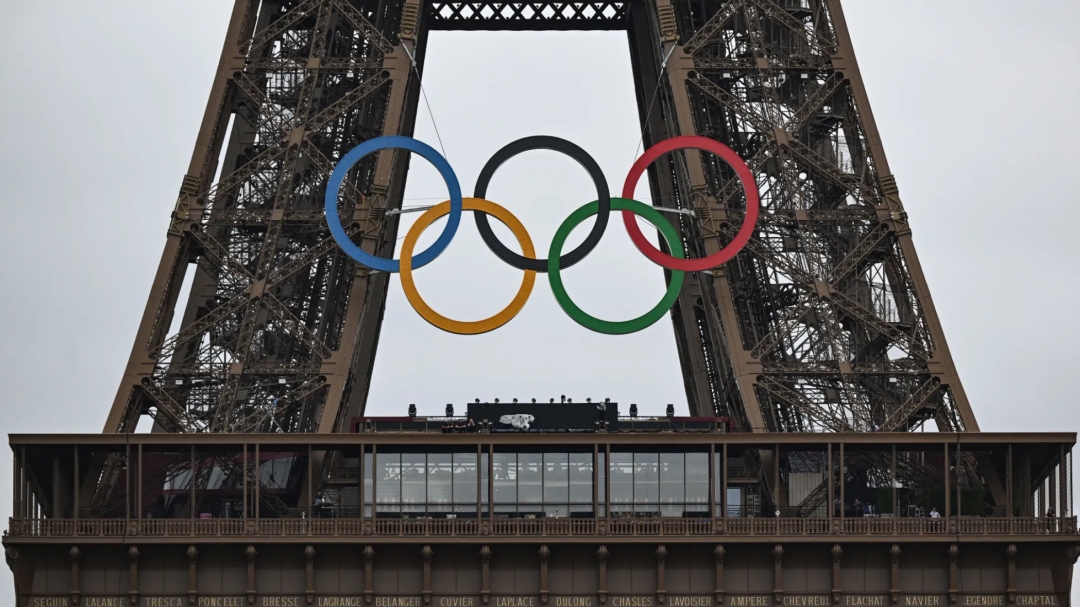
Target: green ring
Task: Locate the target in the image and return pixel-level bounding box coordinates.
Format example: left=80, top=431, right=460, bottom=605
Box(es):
left=547, top=197, right=685, bottom=335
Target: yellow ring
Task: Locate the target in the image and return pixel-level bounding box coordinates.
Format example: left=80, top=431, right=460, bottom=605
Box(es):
left=400, top=197, right=536, bottom=335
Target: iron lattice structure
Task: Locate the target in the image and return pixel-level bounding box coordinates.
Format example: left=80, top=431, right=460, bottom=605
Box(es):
left=104, top=0, right=977, bottom=436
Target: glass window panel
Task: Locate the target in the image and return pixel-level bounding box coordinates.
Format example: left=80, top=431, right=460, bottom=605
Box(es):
left=727, top=487, right=743, bottom=517
left=635, top=453, right=659, bottom=511
left=401, top=454, right=427, bottom=507
left=686, top=453, right=709, bottom=508
left=453, top=453, right=477, bottom=505
left=544, top=453, right=569, bottom=504
left=376, top=453, right=401, bottom=506
left=610, top=453, right=633, bottom=513
left=660, top=453, right=685, bottom=504
left=427, top=453, right=452, bottom=508
left=597, top=452, right=606, bottom=517
left=480, top=452, right=489, bottom=513
left=519, top=453, right=543, bottom=503
left=713, top=452, right=722, bottom=515
left=569, top=453, right=593, bottom=505
left=363, top=453, right=373, bottom=507
left=493, top=453, right=516, bottom=504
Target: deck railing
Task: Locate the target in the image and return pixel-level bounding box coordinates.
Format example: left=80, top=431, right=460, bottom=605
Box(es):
left=7, top=516, right=1076, bottom=539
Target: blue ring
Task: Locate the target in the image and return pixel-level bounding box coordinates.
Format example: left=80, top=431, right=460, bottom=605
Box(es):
left=324, top=136, right=462, bottom=273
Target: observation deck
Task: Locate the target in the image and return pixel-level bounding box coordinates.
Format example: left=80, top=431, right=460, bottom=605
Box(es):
left=6, top=421, right=1078, bottom=607
left=6, top=428, right=1076, bottom=545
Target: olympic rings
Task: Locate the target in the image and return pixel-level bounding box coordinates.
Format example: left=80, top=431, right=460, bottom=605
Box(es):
left=473, top=136, right=610, bottom=273
left=622, top=135, right=760, bottom=273
left=548, top=198, right=685, bottom=335
left=324, top=135, right=760, bottom=335
left=324, top=135, right=463, bottom=273
left=400, top=198, right=536, bottom=335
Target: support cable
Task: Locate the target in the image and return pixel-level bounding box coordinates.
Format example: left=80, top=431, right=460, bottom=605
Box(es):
left=633, top=43, right=678, bottom=161
left=402, top=42, right=449, bottom=161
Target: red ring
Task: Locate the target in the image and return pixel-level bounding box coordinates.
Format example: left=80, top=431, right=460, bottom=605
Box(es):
left=621, top=136, right=760, bottom=272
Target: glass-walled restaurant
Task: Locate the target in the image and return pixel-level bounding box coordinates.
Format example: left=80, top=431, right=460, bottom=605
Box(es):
left=358, top=451, right=715, bottom=519
left=9, top=434, right=1074, bottom=534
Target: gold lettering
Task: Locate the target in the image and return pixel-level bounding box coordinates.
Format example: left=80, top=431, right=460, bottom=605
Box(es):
left=669, top=598, right=713, bottom=607
left=32, top=600, right=71, bottom=607
left=963, top=596, right=1002, bottom=604
left=728, top=598, right=769, bottom=607
left=783, top=597, right=830, bottom=606
left=612, top=597, right=656, bottom=607
left=318, top=598, right=365, bottom=607
left=261, top=599, right=301, bottom=607
left=84, top=599, right=123, bottom=607
left=1017, top=598, right=1057, bottom=606
left=962, top=597, right=1005, bottom=606
left=905, top=598, right=943, bottom=607
left=555, top=598, right=595, bottom=607
left=495, top=598, right=537, bottom=607
left=438, top=597, right=476, bottom=607
left=376, top=598, right=423, bottom=607
left=845, top=598, right=885, bottom=606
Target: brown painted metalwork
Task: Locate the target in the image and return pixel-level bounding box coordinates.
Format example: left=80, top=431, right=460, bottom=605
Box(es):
left=101, top=0, right=979, bottom=439
left=22, top=0, right=1075, bottom=602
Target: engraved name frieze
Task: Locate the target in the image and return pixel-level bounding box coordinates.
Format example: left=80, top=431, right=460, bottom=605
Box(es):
left=903, top=597, right=943, bottom=606
left=554, top=596, right=596, bottom=607
left=961, top=597, right=1005, bottom=606
left=83, top=599, right=126, bottom=607
left=375, top=598, right=424, bottom=607
left=436, top=597, right=478, bottom=607
left=1016, top=597, right=1057, bottom=606
left=318, top=598, right=366, bottom=607
left=668, top=597, right=713, bottom=607
left=29, top=599, right=72, bottom=607
left=727, top=597, right=770, bottom=607
left=844, top=597, right=886, bottom=606
left=782, top=596, right=830, bottom=606
left=140, top=597, right=244, bottom=607
left=495, top=597, right=537, bottom=607
left=261, top=597, right=303, bottom=607
left=142, top=598, right=185, bottom=607
left=610, top=596, right=655, bottom=607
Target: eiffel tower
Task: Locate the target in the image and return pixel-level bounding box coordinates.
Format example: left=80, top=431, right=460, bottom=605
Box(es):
left=101, top=0, right=975, bottom=436
left=8, top=4, right=1080, bottom=603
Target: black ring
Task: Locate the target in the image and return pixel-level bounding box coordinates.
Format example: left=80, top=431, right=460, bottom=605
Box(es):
left=473, top=136, right=611, bottom=273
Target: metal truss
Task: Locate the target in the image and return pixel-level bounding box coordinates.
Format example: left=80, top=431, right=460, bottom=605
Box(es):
left=428, top=1, right=629, bottom=30
left=105, top=0, right=977, bottom=438
left=105, top=0, right=427, bottom=434
left=628, top=0, right=977, bottom=432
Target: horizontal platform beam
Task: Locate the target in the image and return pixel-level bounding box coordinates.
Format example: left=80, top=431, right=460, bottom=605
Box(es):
left=7, top=516, right=1078, bottom=544
left=7, top=432, right=1076, bottom=448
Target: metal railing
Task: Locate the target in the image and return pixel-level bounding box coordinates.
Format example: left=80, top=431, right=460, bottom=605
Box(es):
left=8, top=516, right=1076, bottom=539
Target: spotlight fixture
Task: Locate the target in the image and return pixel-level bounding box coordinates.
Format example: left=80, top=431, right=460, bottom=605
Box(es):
left=446, top=404, right=454, bottom=417
left=629, top=404, right=638, bottom=418
left=408, top=404, right=416, bottom=418
left=666, top=404, right=675, bottom=418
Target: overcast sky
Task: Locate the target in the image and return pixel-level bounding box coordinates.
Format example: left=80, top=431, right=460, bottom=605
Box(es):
left=1, top=0, right=1078, bottom=600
